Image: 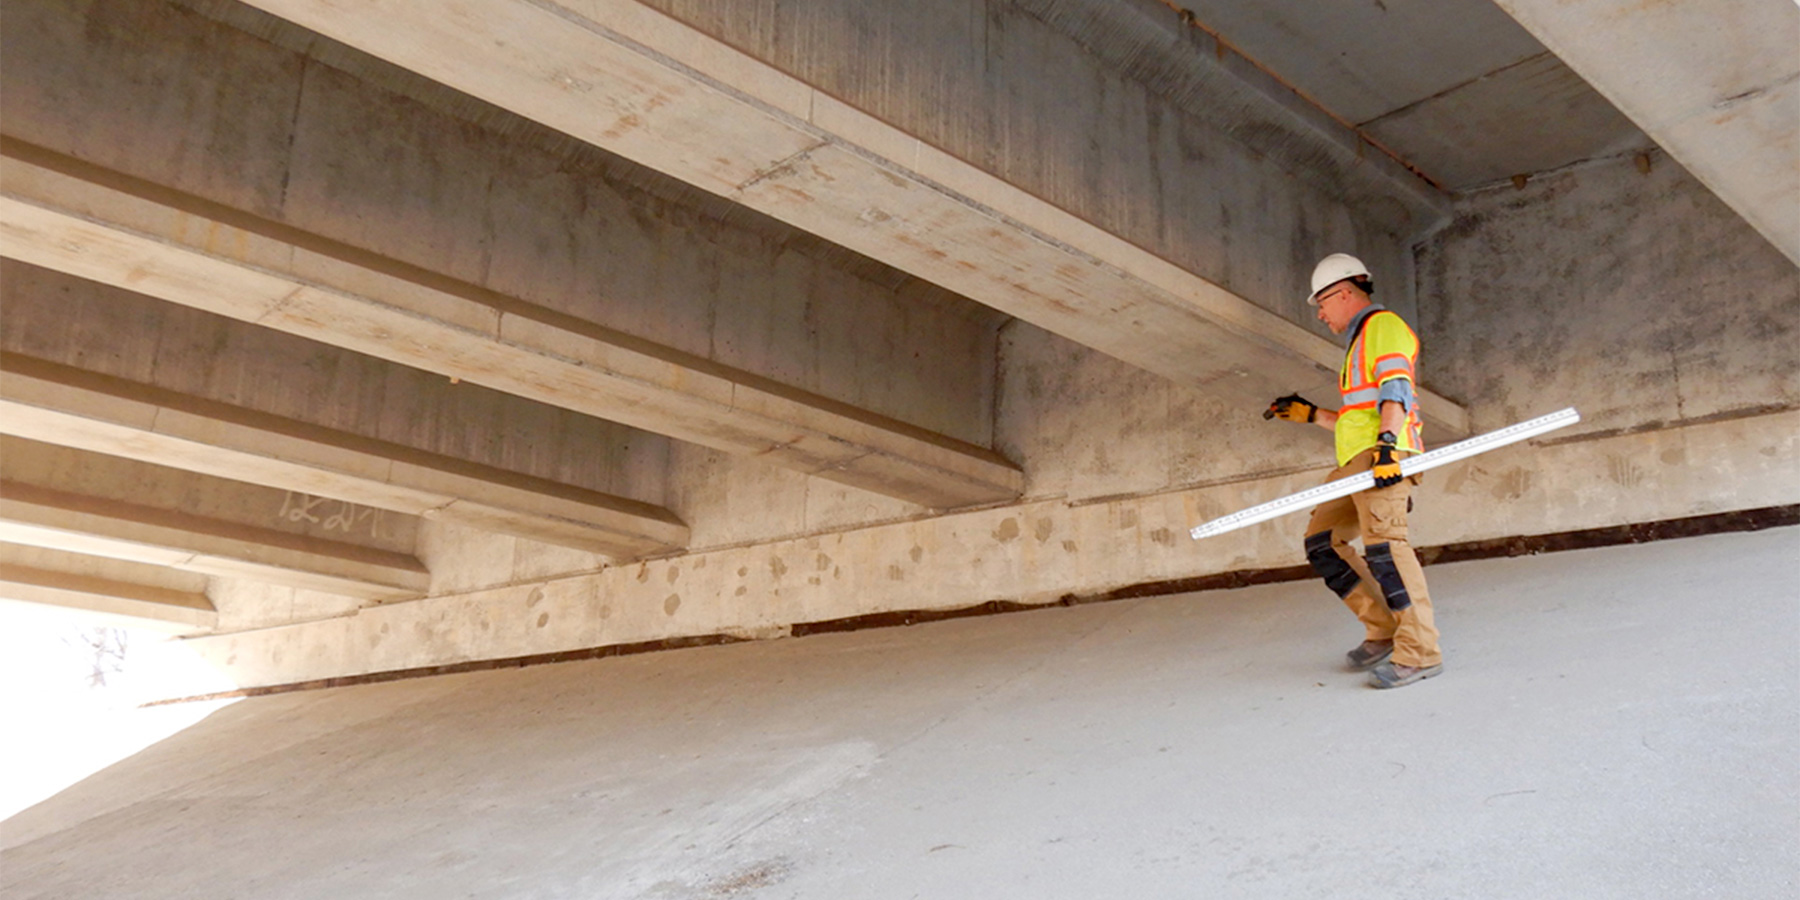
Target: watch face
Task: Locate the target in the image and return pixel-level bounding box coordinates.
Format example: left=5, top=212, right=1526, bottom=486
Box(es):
left=1378, top=431, right=1397, bottom=444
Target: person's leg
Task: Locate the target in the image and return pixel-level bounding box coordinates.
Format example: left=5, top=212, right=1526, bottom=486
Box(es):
left=1304, top=465, right=1395, bottom=647
left=1353, top=478, right=1442, bottom=682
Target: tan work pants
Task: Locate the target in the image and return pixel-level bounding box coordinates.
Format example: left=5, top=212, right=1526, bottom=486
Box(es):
left=1304, top=450, right=1441, bottom=668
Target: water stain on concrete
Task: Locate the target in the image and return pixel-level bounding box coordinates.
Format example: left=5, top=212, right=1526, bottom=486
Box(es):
left=702, top=858, right=795, bottom=896
left=1661, top=446, right=1687, bottom=465
left=734, top=586, right=747, bottom=597
left=1149, top=527, right=1173, bottom=546
left=1062, top=540, right=1078, bottom=552
left=769, top=557, right=788, bottom=578
left=737, top=566, right=749, bottom=577
left=1443, top=465, right=1475, bottom=495
left=664, top=594, right=681, bottom=615
left=598, top=605, right=612, bottom=619
left=525, top=588, right=544, bottom=608
left=1035, top=518, right=1054, bottom=542
left=1494, top=468, right=1534, bottom=500
left=994, top=517, right=1021, bottom=542
left=1118, top=508, right=1140, bottom=529
left=816, top=552, right=833, bottom=571
left=666, top=566, right=680, bottom=584
left=909, top=545, right=924, bottom=562
left=535, top=613, right=549, bottom=629
left=636, top=565, right=650, bottom=583
left=1607, top=456, right=1646, bottom=488
left=887, top=565, right=905, bottom=581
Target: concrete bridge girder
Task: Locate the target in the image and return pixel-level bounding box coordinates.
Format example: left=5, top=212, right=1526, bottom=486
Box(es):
left=0, top=543, right=217, bottom=634
left=0, top=440, right=430, bottom=603
left=230, top=0, right=1472, bottom=439
left=0, top=140, right=1025, bottom=511
left=0, top=354, right=690, bottom=558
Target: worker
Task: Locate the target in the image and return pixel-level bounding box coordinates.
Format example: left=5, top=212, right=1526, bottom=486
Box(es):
left=1266, top=253, right=1442, bottom=689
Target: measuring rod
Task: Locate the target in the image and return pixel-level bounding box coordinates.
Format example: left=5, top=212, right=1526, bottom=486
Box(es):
left=1189, top=407, right=1581, bottom=541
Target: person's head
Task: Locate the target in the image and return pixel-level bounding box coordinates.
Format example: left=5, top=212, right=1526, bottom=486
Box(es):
left=1307, top=253, right=1375, bottom=334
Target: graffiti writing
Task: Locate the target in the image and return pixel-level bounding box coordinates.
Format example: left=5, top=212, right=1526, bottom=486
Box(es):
left=279, top=492, right=385, bottom=539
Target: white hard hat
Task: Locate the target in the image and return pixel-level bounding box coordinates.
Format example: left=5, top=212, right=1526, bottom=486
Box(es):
left=1307, top=253, right=1371, bottom=305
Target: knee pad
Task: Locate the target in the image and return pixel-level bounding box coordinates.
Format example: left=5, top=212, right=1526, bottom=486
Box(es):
left=1304, top=531, right=1360, bottom=599
left=1365, top=542, right=1413, bottom=612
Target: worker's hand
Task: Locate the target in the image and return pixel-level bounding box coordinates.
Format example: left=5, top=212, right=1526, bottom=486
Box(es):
left=1264, top=394, right=1317, bottom=423
left=1372, top=435, right=1403, bottom=488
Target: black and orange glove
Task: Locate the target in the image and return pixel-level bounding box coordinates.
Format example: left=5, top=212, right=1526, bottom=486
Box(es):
left=1372, top=432, right=1403, bottom=488
left=1264, top=394, right=1317, bottom=423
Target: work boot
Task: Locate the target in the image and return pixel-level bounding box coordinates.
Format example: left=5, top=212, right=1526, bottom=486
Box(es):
left=1344, top=639, right=1394, bottom=671
left=1367, top=661, right=1443, bottom=689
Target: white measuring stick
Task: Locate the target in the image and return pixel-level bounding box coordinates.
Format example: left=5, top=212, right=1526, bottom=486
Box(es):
left=1189, top=407, right=1580, bottom=540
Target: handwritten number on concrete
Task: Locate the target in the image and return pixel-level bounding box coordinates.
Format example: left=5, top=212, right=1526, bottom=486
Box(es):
left=280, top=492, right=384, bottom=538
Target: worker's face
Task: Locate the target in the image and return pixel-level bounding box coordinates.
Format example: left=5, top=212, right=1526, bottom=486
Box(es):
left=1313, top=280, right=1368, bottom=334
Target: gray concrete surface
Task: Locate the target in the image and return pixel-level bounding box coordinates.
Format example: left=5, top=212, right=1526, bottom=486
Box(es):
left=1415, top=150, right=1799, bottom=436
left=5, top=527, right=1794, bottom=899
left=1492, top=0, right=1800, bottom=266
left=2, top=0, right=1793, bottom=693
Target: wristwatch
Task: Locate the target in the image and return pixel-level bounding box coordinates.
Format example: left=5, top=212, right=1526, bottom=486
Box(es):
left=1378, top=430, right=1397, bottom=445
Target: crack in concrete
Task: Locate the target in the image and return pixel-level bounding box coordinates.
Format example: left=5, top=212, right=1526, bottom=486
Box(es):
left=256, top=284, right=308, bottom=325
left=1358, top=52, right=1553, bottom=129
left=1714, top=71, right=1800, bottom=110
left=731, top=139, right=833, bottom=194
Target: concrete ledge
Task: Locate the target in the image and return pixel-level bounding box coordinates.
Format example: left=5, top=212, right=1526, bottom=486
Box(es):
left=151, top=504, right=1797, bottom=704
left=0, top=137, right=1023, bottom=509
left=229, top=0, right=1469, bottom=438
left=0, top=354, right=689, bottom=558
left=176, top=407, right=1797, bottom=689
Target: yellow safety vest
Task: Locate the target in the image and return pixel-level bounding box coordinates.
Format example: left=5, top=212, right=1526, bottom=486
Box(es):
left=1335, top=308, right=1424, bottom=466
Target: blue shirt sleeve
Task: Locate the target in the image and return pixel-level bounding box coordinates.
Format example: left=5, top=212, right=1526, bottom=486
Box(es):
left=1378, top=376, right=1415, bottom=412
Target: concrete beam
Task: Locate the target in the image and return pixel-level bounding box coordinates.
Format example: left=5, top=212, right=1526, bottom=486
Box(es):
left=0, top=543, right=216, bottom=634
left=0, top=354, right=689, bottom=558
left=228, top=0, right=1470, bottom=438
left=0, top=138, right=1024, bottom=509
left=0, top=444, right=429, bottom=602
left=1491, top=0, right=1800, bottom=267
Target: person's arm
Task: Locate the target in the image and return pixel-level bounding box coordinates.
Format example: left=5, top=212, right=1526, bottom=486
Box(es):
left=1265, top=394, right=1340, bottom=430
left=1379, top=398, right=1406, bottom=437
left=1371, top=397, right=1408, bottom=487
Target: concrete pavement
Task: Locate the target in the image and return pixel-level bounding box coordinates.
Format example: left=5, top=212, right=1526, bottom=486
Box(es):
left=4, top=527, right=1794, bottom=899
